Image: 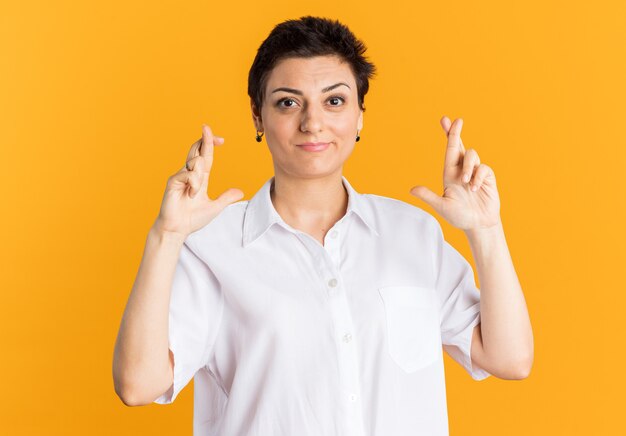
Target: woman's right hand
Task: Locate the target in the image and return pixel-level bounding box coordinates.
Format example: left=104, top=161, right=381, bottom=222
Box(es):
left=152, top=124, right=244, bottom=240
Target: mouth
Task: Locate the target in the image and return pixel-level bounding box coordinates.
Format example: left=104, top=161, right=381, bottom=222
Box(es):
left=296, top=142, right=331, bottom=152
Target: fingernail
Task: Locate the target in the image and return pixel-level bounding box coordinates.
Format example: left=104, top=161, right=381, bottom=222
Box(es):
left=464, top=174, right=470, bottom=183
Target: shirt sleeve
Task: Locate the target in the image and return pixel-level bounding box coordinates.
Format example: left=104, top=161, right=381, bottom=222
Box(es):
left=153, top=240, right=224, bottom=404
left=432, top=219, right=491, bottom=381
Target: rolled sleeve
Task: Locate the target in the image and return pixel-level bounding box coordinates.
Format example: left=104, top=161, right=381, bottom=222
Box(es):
left=432, top=220, right=491, bottom=381
left=153, top=241, right=224, bottom=404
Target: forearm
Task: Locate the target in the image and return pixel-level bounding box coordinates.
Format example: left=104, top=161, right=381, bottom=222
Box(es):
left=112, top=225, right=185, bottom=405
left=465, top=220, right=534, bottom=373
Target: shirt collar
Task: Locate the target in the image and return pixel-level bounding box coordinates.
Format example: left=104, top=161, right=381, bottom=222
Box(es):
left=242, top=175, right=380, bottom=248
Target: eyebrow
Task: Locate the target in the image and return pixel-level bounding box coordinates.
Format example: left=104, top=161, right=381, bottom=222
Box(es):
left=270, top=82, right=351, bottom=95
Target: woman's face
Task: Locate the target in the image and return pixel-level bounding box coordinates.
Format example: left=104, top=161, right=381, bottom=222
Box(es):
left=252, top=55, right=363, bottom=180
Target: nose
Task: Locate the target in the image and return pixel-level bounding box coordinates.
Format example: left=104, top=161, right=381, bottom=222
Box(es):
left=299, top=103, right=323, bottom=133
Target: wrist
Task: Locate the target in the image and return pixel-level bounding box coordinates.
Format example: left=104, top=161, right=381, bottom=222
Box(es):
left=464, top=219, right=504, bottom=242
left=148, top=223, right=187, bottom=247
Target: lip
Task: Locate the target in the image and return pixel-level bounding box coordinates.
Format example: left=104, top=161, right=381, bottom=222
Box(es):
left=297, top=142, right=331, bottom=152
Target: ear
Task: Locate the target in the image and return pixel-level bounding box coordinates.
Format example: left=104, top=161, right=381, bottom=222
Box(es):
left=250, top=97, right=263, bottom=131
left=357, top=109, right=363, bottom=131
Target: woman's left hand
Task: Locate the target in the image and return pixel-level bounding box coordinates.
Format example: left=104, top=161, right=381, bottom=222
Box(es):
left=409, top=116, right=502, bottom=232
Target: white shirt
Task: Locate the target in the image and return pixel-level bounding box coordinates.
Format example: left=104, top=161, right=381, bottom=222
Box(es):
left=153, top=175, right=491, bottom=435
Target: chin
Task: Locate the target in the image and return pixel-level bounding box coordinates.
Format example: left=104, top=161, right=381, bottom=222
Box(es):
left=285, top=163, right=346, bottom=179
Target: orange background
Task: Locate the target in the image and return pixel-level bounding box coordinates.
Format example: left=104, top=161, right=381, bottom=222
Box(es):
left=1, top=0, right=625, bottom=434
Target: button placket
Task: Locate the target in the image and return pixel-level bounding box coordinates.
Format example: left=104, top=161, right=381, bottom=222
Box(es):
left=323, top=224, right=341, bottom=266
left=322, top=260, right=365, bottom=436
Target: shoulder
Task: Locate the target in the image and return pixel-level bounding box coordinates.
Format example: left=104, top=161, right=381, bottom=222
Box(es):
left=186, top=200, right=248, bottom=248
left=361, top=192, right=441, bottom=230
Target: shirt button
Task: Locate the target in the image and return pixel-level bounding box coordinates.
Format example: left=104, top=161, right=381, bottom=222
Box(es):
left=328, top=278, right=338, bottom=287
left=342, top=333, right=352, bottom=343
left=330, top=230, right=338, bottom=238
left=349, top=394, right=357, bottom=402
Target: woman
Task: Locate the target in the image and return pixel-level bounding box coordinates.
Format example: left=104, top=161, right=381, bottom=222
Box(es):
left=113, top=16, right=533, bottom=436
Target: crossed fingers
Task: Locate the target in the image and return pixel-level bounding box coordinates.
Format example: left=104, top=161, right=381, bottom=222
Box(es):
left=441, top=116, right=492, bottom=192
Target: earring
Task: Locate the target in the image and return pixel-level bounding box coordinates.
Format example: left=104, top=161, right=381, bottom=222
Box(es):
left=356, top=130, right=361, bottom=142
left=255, top=130, right=264, bottom=142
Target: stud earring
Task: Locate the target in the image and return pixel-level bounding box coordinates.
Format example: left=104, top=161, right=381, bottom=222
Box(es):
left=356, top=130, right=361, bottom=142
left=255, top=130, right=264, bottom=142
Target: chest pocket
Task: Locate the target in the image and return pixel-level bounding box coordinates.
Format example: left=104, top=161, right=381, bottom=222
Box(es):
left=379, top=285, right=441, bottom=373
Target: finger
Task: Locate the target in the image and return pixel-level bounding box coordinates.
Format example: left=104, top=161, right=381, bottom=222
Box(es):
left=190, top=165, right=204, bottom=198
left=186, top=128, right=224, bottom=163
left=444, top=118, right=464, bottom=172
left=200, top=124, right=215, bottom=162
left=190, top=157, right=208, bottom=198
left=410, top=185, right=444, bottom=215
left=213, top=187, right=246, bottom=210
left=169, top=164, right=201, bottom=194
left=186, top=138, right=202, bottom=163
left=180, top=153, right=197, bottom=173
left=188, top=169, right=201, bottom=197
left=441, top=116, right=466, bottom=154
left=440, top=115, right=452, bottom=134
left=198, top=132, right=225, bottom=156
left=462, top=149, right=480, bottom=184
left=184, top=154, right=205, bottom=174
left=199, top=124, right=225, bottom=180
left=470, top=163, right=490, bottom=192
left=458, top=135, right=466, bottom=154
left=173, top=156, right=205, bottom=196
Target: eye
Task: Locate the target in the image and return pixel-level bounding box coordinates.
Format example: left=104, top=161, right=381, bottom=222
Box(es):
left=275, top=95, right=346, bottom=109
left=276, top=98, right=298, bottom=108
left=328, top=96, right=345, bottom=106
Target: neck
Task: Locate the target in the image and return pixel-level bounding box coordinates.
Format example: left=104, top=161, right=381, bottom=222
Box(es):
left=270, top=170, right=349, bottom=232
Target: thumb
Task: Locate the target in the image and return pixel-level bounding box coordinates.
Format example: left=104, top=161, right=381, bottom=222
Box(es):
left=213, top=188, right=245, bottom=211
left=409, top=185, right=442, bottom=213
